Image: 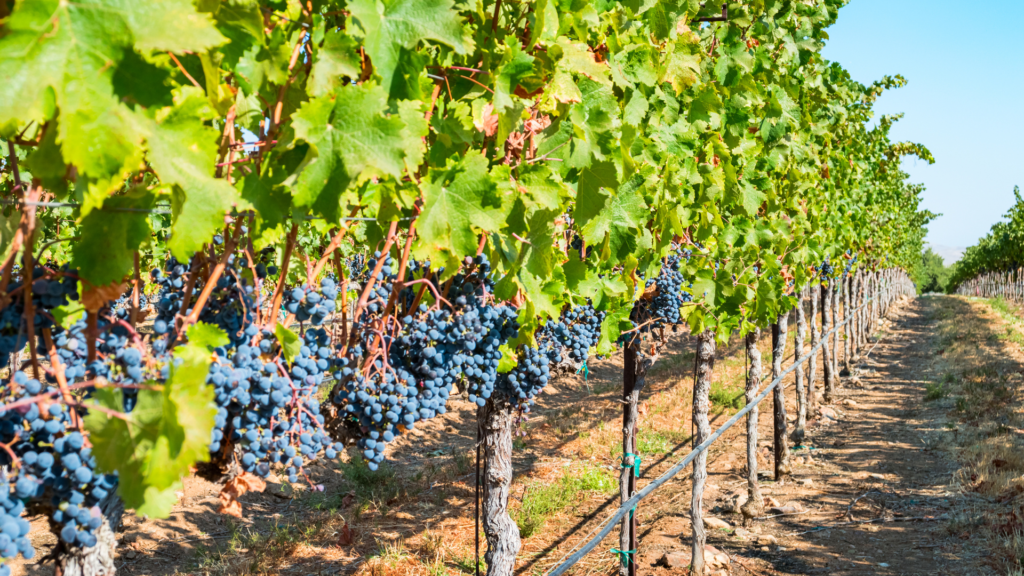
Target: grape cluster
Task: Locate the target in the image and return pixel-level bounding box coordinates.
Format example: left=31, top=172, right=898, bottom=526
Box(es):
left=540, top=304, right=604, bottom=364
left=0, top=266, right=78, bottom=369
left=112, top=289, right=148, bottom=322
left=0, top=372, right=119, bottom=554
left=0, top=482, right=33, bottom=574
left=819, top=258, right=835, bottom=279
left=333, top=253, right=521, bottom=468
left=281, top=279, right=338, bottom=325
left=207, top=326, right=341, bottom=483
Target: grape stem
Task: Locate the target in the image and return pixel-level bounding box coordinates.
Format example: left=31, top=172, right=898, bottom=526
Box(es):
left=42, top=327, right=80, bottom=429
left=22, top=182, right=40, bottom=379
left=185, top=218, right=245, bottom=327
left=267, top=223, right=300, bottom=329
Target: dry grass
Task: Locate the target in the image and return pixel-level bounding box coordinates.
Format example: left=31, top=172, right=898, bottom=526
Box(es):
left=929, top=296, right=1024, bottom=574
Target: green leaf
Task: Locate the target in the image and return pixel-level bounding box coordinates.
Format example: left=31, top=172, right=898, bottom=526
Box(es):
left=275, top=323, right=301, bottom=362
left=308, top=29, right=362, bottom=97
left=494, top=42, right=534, bottom=110
left=413, top=151, right=507, bottom=271
left=84, top=335, right=217, bottom=519
left=580, top=182, right=649, bottom=261
left=555, top=38, right=611, bottom=86
left=52, top=300, right=85, bottom=329
left=573, top=161, right=618, bottom=229
left=0, top=0, right=225, bottom=187
left=292, top=84, right=409, bottom=221
left=71, top=189, right=156, bottom=286
left=661, top=32, right=702, bottom=94
left=349, top=0, right=472, bottom=89
left=23, top=122, right=68, bottom=197
left=691, top=269, right=717, bottom=306
left=145, top=88, right=239, bottom=260
left=188, top=322, right=229, bottom=349
left=496, top=343, right=517, bottom=373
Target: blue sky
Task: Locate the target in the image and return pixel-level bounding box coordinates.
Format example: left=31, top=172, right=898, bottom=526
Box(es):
left=821, top=0, right=1024, bottom=251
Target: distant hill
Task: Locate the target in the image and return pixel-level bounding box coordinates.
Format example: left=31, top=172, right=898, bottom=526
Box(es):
left=926, top=244, right=966, bottom=266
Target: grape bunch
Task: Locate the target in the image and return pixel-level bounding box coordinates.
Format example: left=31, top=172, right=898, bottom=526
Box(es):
left=112, top=288, right=148, bottom=321
left=281, top=279, right=338, bottom=326
left=207, top=327, right=341, bottom=483
left=819, top=258, right=835, bottom=279
left=0, top=265, right=79, bottom=369
left=332, top=252, right=521, bottom=468
left=0, top=372, right=119, bottom=554
left=0, top=482, right=33, bottom=575
left=540, top=304, right=604, bottom=365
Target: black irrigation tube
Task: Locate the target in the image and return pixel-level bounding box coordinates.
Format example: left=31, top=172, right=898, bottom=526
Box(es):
left=546, top=294, right=880, bottom=576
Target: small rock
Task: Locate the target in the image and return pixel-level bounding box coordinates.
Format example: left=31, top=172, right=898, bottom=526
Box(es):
left=819, top=406, right=839, bottom=420
left=704, top=517, right=732, bottom=530
left=394, top=511, right=415, bottom=521
left=868, top=473, right=886, bottom=480
left=658, top=551, right=690, bottom=569
left=726, top=490, right=749, bottom=514
left=760, top=546, right=771, bottom=552
left=122, top=533, right=139, bottom=544
left=704, top=545, right=731, bottom=568
left=798, top=478, right=814, bottom=486
left=843, top=399, right=859, bottom=407
left=733, top=527, right=753, bottom=540
left=757, top=534, right=778, bottom=546
left=126, top=550, right=138, bottom=560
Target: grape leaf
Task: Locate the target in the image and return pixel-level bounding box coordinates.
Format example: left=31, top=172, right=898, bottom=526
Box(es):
left=413, top=151, right=508, bottom=272
left=573, top=161, right=618, bottom=230
left=84, top=333, right=219, bottom=517
left=348, top=0, right=472, bottom=89
left=71, top=189, right=156, bottom=286
left=0, top=0, right=225, bottom=191
left=292, top=84, right=409, bottom=221
left=144, top=88, right=240, bottom=260
left=308, top=29, right=362, bottom=97
left=275, top=323, right=301, bottom=362
left=188, top=322, right=231, bottom=349
left=494, top=42, right=535, bottom=110
left=580, top=182, right=649, bottom=261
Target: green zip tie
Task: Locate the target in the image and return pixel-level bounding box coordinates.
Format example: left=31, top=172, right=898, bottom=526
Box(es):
left=610, top=548, right=636, bottom=567
left=576, top=360, right=589, bottom=380
left=621, top=452, right=641, bottom=478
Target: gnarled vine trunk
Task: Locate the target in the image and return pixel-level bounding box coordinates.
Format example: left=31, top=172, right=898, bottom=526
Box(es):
left=478, top=396, right=521, bottom=576
left=821, top=279, right=835, bottom=404
left=690, top=330, right=716, bottom=575
left=741, top=329, right=764, bottom=525
left=808, top=284, right=819, bottom=412
left=771, top=314, right=790, bottom=482
left=618, top=341, right=652, bottom=576
left=793, top=290, right=808, bottom=445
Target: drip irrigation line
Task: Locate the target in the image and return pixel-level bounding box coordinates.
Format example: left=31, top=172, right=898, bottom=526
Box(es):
left=546, top=294, right=884, bottom=576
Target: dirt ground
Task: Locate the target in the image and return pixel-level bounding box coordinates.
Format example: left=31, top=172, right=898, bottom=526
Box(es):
left=11, top=294, right=1024, bottom=576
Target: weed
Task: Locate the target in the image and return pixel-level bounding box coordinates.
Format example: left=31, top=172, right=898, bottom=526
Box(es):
left=514, top=466, right=615, bottom=537
left=339, top=459, right=400, bottom=509
left=925, top=381, right=948, bottom=401
left=452, top=551, right=482, bottom=574
left=709, top=380, right=745, bottom=411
